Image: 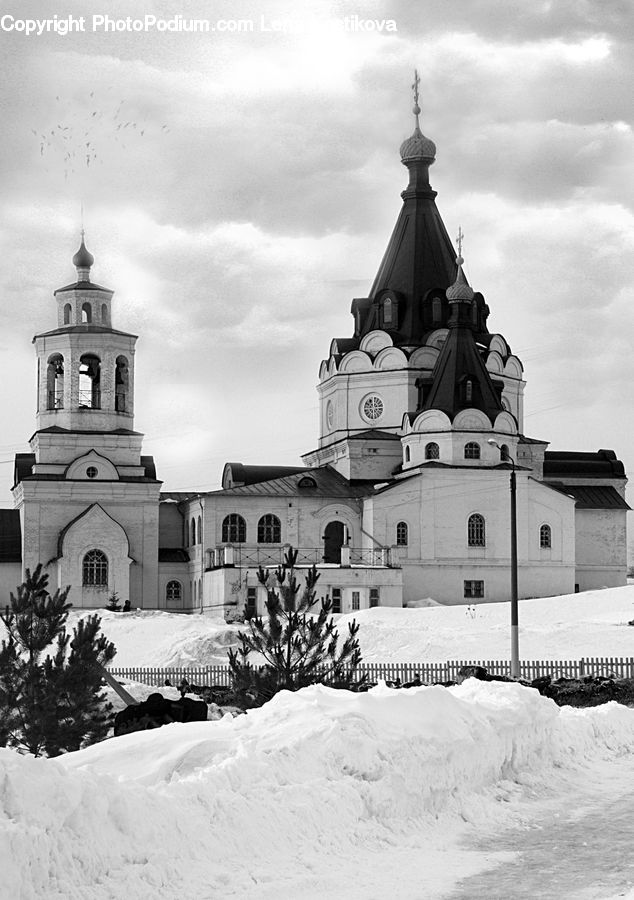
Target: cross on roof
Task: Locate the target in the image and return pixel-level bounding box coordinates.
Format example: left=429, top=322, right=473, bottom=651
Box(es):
left=456, top=226, right=464, bottom=258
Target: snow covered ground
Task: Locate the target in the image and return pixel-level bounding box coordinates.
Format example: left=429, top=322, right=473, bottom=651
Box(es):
left=3, top=680, right=634, bottom=899
left=0, top=680, right=634, bottom=900
left=3, top=585, right=634, bottom=898
left=84, top=583, right=634, bottom=669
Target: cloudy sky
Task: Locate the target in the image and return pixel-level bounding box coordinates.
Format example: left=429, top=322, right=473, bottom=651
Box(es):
left=0, top=0, right=632, bottom=514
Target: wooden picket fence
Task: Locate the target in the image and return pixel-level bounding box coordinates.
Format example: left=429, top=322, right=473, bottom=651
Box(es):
left=109, top=656, right=634, bottom=688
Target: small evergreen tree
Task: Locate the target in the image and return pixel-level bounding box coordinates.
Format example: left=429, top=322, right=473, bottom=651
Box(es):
left=106, top=591, right=121, bottom=612
left=0, top=565, right=116, bottom=757
left=228, top=548, right=363, bottom=706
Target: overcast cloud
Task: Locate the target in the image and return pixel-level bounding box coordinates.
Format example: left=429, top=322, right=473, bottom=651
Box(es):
left=0, top=1, right=632, bottom=539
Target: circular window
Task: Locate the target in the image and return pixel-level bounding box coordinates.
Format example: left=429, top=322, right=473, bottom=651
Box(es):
left=326, top=401, right=334, bottom=429
left=86, top=466, right=98, bottom=479
left=362, top=395, right=384, bottom=421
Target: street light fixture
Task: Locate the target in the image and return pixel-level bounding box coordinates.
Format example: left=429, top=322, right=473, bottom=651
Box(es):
left=488, top=438, right=519, bottom=678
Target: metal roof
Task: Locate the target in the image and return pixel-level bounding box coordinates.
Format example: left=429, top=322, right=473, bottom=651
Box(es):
left=547, top=483, right=630, bottom=510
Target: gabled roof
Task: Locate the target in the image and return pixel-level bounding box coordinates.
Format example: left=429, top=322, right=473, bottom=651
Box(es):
left=221, top=463, right=307, bottom=489
left=0, top=509, right=21, bottom=562
left=13, top=451, right=159, bottom=486
left=208, top=466, right=372, bottom=499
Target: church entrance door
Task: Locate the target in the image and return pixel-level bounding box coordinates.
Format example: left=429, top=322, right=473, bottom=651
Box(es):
left=323, top=521, right=346, bottom=564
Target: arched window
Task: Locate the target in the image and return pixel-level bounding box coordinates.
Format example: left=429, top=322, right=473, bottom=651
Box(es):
left=191, top=517, right=196, bottom=545
left=83, top=549, right=108, bottom=586
left=197, top=516, right=202, bottom=545
left=464, top=442, right=480, bottom=460
left=465, top=380, right=473, bottom=403
left=540, top=524, right=552, bottom=549
left=404, top=446, right=411, bottom=462
left=258, top=514, right=281, bottom=543
left=396, top=522, right=408, bottom=546
left=222, top=514, right=246, bottom=543
left=425, top=442, right=439, bottom=460
left=500, top=444, right=510, bottom=461
left=432, top=296, right=442, bottom=323
left=468, top=514, right=486, bottom=547
left=46, top=354, right=64, bottom=410
left=63, top=303, right=72, bottom=325
left=79, top=354, right=101, bottom=409
left=101, top=303, right=109, bottom=326
left=115, top=356, right=129, bottom=413
left=166, top=580, right=182, bottom=604
left=81, top=302, right=92, bottom=324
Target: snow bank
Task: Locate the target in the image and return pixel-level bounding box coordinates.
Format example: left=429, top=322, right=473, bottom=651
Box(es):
left=2, top=681, right=634, bottom=898
left=337, top=584, right=634, bottom=662
left=60, top=584, right=634, bottom=670
left=68, top=608, right=243, bottom=667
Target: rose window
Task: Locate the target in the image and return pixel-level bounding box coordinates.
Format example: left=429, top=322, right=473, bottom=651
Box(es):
left=362, top=395, right=384, bottom=421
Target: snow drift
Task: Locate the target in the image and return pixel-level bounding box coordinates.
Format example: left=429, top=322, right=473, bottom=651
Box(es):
left=74, top=584, right=634, bottom=670
left=2, top=680, right=634, bottom=899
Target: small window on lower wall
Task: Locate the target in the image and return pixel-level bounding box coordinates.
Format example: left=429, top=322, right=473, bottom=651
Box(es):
left=166, top=580, right=182, bottom=605
left=352, top=591, right=360, bottom=611
left=464, top=580, right=484, bottom=599
left=369, top=588, right=380, bottom=608
left=331, top=588, right=342, bottom=614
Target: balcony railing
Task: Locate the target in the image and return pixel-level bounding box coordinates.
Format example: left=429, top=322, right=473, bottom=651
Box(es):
left=79, top=389, right=101, bottom=409
left=206, top=546, right=398, bottom=569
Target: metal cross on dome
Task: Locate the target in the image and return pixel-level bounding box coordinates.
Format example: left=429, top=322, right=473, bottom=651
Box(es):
left=456, top=226, right=464, bottom=258
left=412, top=69, right=420, bottom=106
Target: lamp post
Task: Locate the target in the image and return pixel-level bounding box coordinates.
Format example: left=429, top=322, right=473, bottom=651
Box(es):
left=488, top=439, right=519, bottom=678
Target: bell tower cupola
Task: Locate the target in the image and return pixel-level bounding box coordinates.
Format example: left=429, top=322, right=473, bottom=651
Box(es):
left=33, top=236, right=138, bottom=435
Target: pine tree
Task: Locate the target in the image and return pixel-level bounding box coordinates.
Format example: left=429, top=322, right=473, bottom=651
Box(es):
left=0, top=565, right=116, bottom=756
left=228, top=548, right=364, bottom=706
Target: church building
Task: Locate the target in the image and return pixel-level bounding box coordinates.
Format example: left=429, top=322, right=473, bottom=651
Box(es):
left=1, top=83, right=628, bottom=617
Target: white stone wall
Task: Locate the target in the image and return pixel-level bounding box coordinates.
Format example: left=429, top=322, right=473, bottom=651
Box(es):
left=574, top=508, right=628, bottom=590
left=366, top=468, right=576, bottom=605
left=16, top=481, right=160, bottom=609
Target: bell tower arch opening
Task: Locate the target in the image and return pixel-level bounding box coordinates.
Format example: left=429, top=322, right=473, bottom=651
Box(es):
left=79, top=354, right=101, bottom=409
left=46, top=354, right=64, bottom=410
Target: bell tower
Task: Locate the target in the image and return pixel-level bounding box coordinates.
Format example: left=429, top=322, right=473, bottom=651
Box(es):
left=35, top=235, right=136, bottom=437
left=13, top=237, right=161, bottom=609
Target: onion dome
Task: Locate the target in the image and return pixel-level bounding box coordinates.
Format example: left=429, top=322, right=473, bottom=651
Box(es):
left=446, top=256, right=474, bottom=302
left=400, top=69, right=436, bottom=164
left=72, top=234, right=94, bottom=282
left=400, top=125, right=436, bottom=163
